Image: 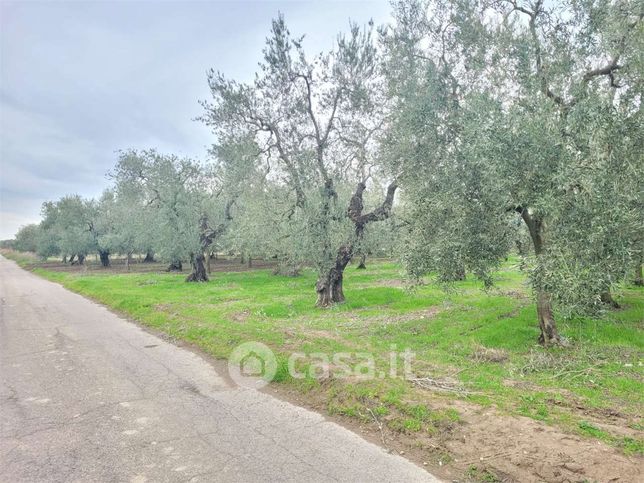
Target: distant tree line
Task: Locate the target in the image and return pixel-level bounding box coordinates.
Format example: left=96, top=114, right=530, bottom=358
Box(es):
left=9, top=0, right=643, bottom=345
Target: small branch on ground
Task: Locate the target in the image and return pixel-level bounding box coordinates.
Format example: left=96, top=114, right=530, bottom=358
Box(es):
left=366, top=407, right=389, bottom=452
left=409, top=377, right=475, bottom=395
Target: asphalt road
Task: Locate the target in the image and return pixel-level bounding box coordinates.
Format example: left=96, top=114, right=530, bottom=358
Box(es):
left=0, top=256, right=436, bottom=482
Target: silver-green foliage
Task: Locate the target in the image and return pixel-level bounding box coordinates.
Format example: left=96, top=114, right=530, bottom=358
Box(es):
left=385, top=0, right=642, bottom=320
left=112, top=150, right=206, bottom=264
left=200, top=14, right=394, bottom=289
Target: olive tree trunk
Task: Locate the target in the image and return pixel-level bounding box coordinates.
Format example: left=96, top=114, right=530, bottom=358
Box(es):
left=166, top=260, right=183, bottom=272
left=186, top=204, right=233, bottom=283
left=143, top=251, right=155, bottom=263
left=315, top=181, right=397, bottom=307
left=205, top=251, right=212, bottom=274
left=99, top=250, right=110, bottom=267
left=519, top=208, right=561, bottom=346
left=536, top=290, right=559, bottom=345
left=316, top=246, right=352, bottom=306
left=186, top=253, right=208, bottom=282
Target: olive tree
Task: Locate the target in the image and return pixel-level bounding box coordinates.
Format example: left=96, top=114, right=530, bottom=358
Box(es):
left=223, top=177, right=298, bottom=273
left=110, top=169, right=158, bottom=265
left=39, top=195, right=96, bottom=265
left=112, top=149, right=240, bottom=282
left=85, top=192, right=119, bottom=267
left=91, top=189, right=149, bottom=269
left=384, top=0, right=643, bottom=344
left=113, top=150, right=201, bottom=277
left=13, top=224, right=40, bottom=253
left=201, top=14, right=397, bottom=305
left=32, top=220, right=60, bottom=261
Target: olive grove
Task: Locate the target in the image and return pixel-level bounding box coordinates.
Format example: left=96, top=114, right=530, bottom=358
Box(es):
left=8, top=2, right=642, bottom=345
left=200, top=15, right=399, bottom=305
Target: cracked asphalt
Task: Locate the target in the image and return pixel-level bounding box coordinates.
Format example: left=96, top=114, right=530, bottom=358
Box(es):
left=0, top=256, right=437, bottom=482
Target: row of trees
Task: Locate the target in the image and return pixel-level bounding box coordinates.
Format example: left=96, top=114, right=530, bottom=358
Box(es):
left=12, top=0, right=643, bottom=345
left=13, top=148, right=397, bottom=279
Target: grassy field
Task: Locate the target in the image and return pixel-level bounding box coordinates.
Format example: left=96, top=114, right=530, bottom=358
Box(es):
left=4, top=249, right=643, bottom=479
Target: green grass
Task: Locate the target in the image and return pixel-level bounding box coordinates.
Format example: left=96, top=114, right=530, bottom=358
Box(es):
left=2, top=249, right=40, bottom=266
left=5, top=250, right=643, bottom=455
left=466, top=465, right=502, bottom=483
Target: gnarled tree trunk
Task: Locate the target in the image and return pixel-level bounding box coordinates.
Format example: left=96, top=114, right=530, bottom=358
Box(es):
left=186, top=204, right=233, bottom=283
left=166, top=260, right=183, bottom=272
left=519, top=207, right=561, bottom=346
left=77, top=254, right=85, bottom=265
left=186, top=253, right=208, bottom=282
left=356, top=253, right=367, bottom=269
left=536, top=290, right=559, bottom=345
left=316, top=180, right=397, bottom=307
left=99, top=250, right=110, bottom=267
left=143, top=251, right=155, bottom=263
left=316, top=246, right=352, bottom=306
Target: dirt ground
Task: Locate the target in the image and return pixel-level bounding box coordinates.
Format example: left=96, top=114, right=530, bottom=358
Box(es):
left=32, top=255, right=277, bottom=274
left=266, top=384, right=642, bottom=483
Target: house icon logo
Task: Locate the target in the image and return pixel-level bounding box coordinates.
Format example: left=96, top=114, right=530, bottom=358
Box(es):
left=228, top=342, right=277, bottom=389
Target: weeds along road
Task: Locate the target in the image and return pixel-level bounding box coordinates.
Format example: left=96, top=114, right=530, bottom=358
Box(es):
left=0, top=256, right=436, bottom=482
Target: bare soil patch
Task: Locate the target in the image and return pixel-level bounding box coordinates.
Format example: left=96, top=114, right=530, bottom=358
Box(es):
left=266, top=383, right=643, bottom=483
left=229, top=310, right=251, bottom=323
left=328, top=306, right=443, bottom=330
left=26, top=256, right=277, bottom=275
left=439, top=398, right=641, bottom=483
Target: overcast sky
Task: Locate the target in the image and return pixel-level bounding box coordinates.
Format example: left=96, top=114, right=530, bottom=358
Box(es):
left=0, top=0, right=391, bottom=239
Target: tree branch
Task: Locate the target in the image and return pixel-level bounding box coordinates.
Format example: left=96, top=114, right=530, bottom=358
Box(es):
left=348, top=181, right=398, bottom=228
